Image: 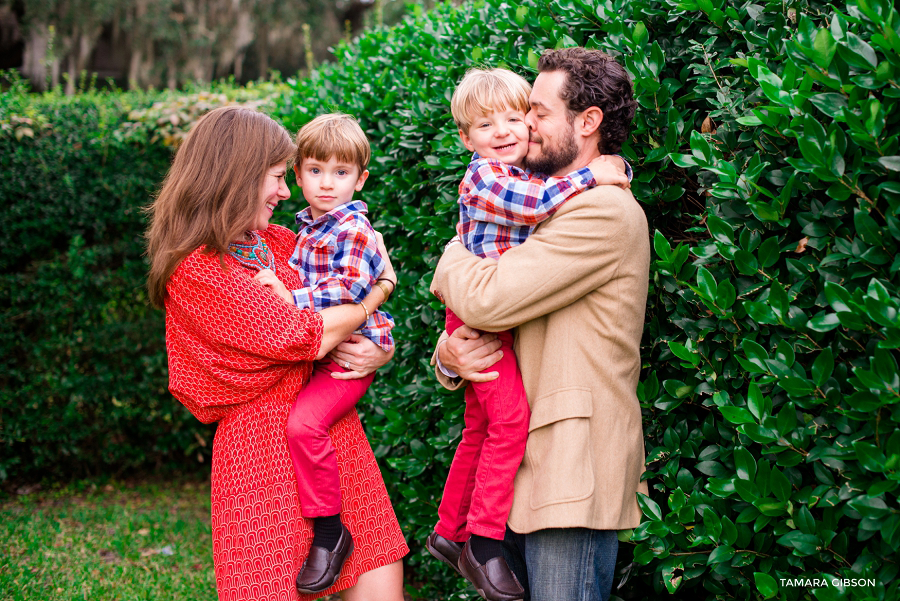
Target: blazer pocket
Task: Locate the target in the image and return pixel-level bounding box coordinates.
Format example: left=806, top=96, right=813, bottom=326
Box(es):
left=526, top=387, right=594, bottom=510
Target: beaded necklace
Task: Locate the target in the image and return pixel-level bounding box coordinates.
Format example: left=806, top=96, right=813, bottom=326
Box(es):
left=227, top=232, right=276, bottom=273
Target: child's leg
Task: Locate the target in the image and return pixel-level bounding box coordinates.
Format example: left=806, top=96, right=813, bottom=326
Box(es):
left=466, top=329, right=530, bottom=542
left=434, top=308, right=489, bottom=543
left=286, top=360, right=375, bottom=518
left=435, top=383, right=488, bottom=542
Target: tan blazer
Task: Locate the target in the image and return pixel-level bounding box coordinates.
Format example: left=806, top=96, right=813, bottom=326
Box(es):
left=432, top=185, right=649, bottom=533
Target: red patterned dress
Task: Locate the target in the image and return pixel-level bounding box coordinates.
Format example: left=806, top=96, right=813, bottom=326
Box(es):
left=165, top=224, right=408, bottom=600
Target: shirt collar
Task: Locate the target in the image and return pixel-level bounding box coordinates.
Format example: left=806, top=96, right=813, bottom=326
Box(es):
left=470, top=151, right=527, bottom=175
left=295, top=199, right=368, bottom=227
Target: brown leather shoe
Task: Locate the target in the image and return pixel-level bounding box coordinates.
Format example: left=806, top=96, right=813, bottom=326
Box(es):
left=458, top=539, right=525, bottom=601
left=425, top=531, right=464, bottom=577
left=295, top=524, right=354, bottom=594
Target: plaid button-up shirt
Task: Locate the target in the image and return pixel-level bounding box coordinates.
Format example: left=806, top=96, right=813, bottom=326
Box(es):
left=457, top=155, right=632, bottom=259
left=288, top=200, right=394, bottom=351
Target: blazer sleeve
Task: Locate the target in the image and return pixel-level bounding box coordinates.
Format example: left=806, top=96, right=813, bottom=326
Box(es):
left=429, top=330, right=467, bottom=391
left=432, top=186, right=647, bottom=332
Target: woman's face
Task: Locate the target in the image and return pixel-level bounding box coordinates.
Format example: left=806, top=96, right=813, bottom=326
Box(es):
left=250, top=161, right=291, bottom=231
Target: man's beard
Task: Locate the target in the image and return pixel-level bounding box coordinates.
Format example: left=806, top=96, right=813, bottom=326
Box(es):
left=524, top=123, right=579, bottom=175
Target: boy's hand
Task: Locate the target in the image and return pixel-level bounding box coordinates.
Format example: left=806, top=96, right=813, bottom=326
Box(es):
left=252, top=269, right=293, bottom=304
left=588, top=155, right=630, bottom=190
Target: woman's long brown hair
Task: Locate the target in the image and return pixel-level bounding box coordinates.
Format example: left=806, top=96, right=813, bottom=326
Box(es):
left=145, top=106, right=294, bottom=308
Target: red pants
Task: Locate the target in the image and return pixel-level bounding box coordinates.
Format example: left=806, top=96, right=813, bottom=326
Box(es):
left=435, top=309, right=530, bottom=541
left=286, top=359, right=374, bottom=517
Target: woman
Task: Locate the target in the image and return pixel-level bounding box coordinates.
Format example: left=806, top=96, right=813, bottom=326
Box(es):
left=146, top=106, right=407, bottom=601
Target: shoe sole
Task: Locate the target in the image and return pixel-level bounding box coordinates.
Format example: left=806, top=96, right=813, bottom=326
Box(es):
left=296, top=539, right=355, bottom=595
left=425, top=539, right=463, bottom=578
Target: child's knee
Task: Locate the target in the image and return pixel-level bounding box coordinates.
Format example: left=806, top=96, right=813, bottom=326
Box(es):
left=285, top=407, right=324, bottom=442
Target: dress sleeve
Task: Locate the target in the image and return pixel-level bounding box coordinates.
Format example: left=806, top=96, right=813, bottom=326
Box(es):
left=462, top=158, right=597, bottom=227
left=168, top=252, right=323, bottom=363
left=290, top=218, right=382, bottom=312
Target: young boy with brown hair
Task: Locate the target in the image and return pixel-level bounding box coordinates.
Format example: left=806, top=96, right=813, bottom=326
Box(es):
left=254, top=113, right=396, bottom=595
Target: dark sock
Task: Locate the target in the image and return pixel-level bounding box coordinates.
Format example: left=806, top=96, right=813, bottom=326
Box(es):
left=469, top=534, right=503, bottom=565
left=312, top=514, right=343, bottom=552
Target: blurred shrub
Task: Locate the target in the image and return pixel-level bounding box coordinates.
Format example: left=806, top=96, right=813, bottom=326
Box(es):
left=0, top=81, right=280, bottom=483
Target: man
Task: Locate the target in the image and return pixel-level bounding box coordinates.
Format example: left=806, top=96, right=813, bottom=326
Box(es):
left=429, top=47, right=649, bottom=601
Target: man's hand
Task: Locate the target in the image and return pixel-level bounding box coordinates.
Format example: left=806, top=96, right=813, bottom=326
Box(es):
left=253, top=269, right=293, bottom=304
left=587, top=155, right=630, bottom=190
left=438, top=325, right=504, bottom=382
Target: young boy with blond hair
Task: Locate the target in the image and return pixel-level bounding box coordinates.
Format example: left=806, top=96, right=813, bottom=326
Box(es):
left=426, top=67, right=630, bottom=600
left=254, top=113, right=396, bottom=595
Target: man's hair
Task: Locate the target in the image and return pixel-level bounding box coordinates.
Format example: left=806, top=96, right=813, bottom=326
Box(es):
left=450, top=68, right=532, bottom=134
left=146, top=106, right=294, bottom=308
left=293, top=113, right=371, bottom=174
left=537, top=48, right=637, bottom=154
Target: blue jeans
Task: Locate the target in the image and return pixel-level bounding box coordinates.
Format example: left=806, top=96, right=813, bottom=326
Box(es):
left=502, top=527, right=619, bottom=601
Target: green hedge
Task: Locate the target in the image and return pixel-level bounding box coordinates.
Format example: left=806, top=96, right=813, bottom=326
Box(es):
left=0, top=87, right=181, bottom=481
left=274, top=0, right=899, bottom=599
left=2, top=0, right=899, bottom=598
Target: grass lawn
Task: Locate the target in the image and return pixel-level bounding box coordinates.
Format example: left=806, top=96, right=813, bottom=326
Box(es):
left=1, top=476, right=413, bottom=600
left=1, top=478, right=218, bottom=600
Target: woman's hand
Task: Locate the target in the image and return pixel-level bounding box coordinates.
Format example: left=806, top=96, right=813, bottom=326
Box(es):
left=253, top=269, right=293, bottom=304
left=328, top=334, right=394, bottom=380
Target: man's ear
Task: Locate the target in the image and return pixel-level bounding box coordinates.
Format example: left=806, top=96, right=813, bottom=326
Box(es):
left=576, top=107, right=604, bottom=137
left=458, top=129, right=476, bottom=153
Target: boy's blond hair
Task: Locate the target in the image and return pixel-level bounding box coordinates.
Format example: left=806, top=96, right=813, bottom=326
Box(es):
left=450, top=68, right=532, bottom=134
left=293, top=113, right=370, bottom=174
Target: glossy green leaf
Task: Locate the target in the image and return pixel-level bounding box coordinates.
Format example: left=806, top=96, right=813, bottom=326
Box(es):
left=708, top=214, right=735, bottom=245
left=707, top=545, right=735, bottom=564
left=668, top=340, right=700, bottom=366
left=877, top=156, right=900, bottom=171
left=733, top=249, right=759, bottom=274
left=776, top=403, right=797, bottom=436
left=720, top=406, right=756, bottom=424
left=637, top=493, right=663, bottom=521
left=770, top=467, right=792, bottom=502
left=853, top=441, right=886, bottom=472
left=717, top=279, right=736, bottom=310
left=854, top=209, right=882, bottom=245
left=812, top=29, right=837, bottom=68
left=811, top=348, right=834, bottom=386
left=754, top=572, right=778, bottom=598
left=845, top=31, right=878, bottom=69
left=696, top=267, right=717, bottom=301
left=654, top=230, right=672, bottom=260
left=808, top=92, right=848, bottom=117
left=795, top=505, right=816, bottom=535
left=777, top=531, right=820, bottom=555
left=823, top=281, right=853, bottom=312
left=758, top=237, right=781, bottom=268
left=747, top=384, right=765, bottom=420
left=734, top=446, right=757, bottom=480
